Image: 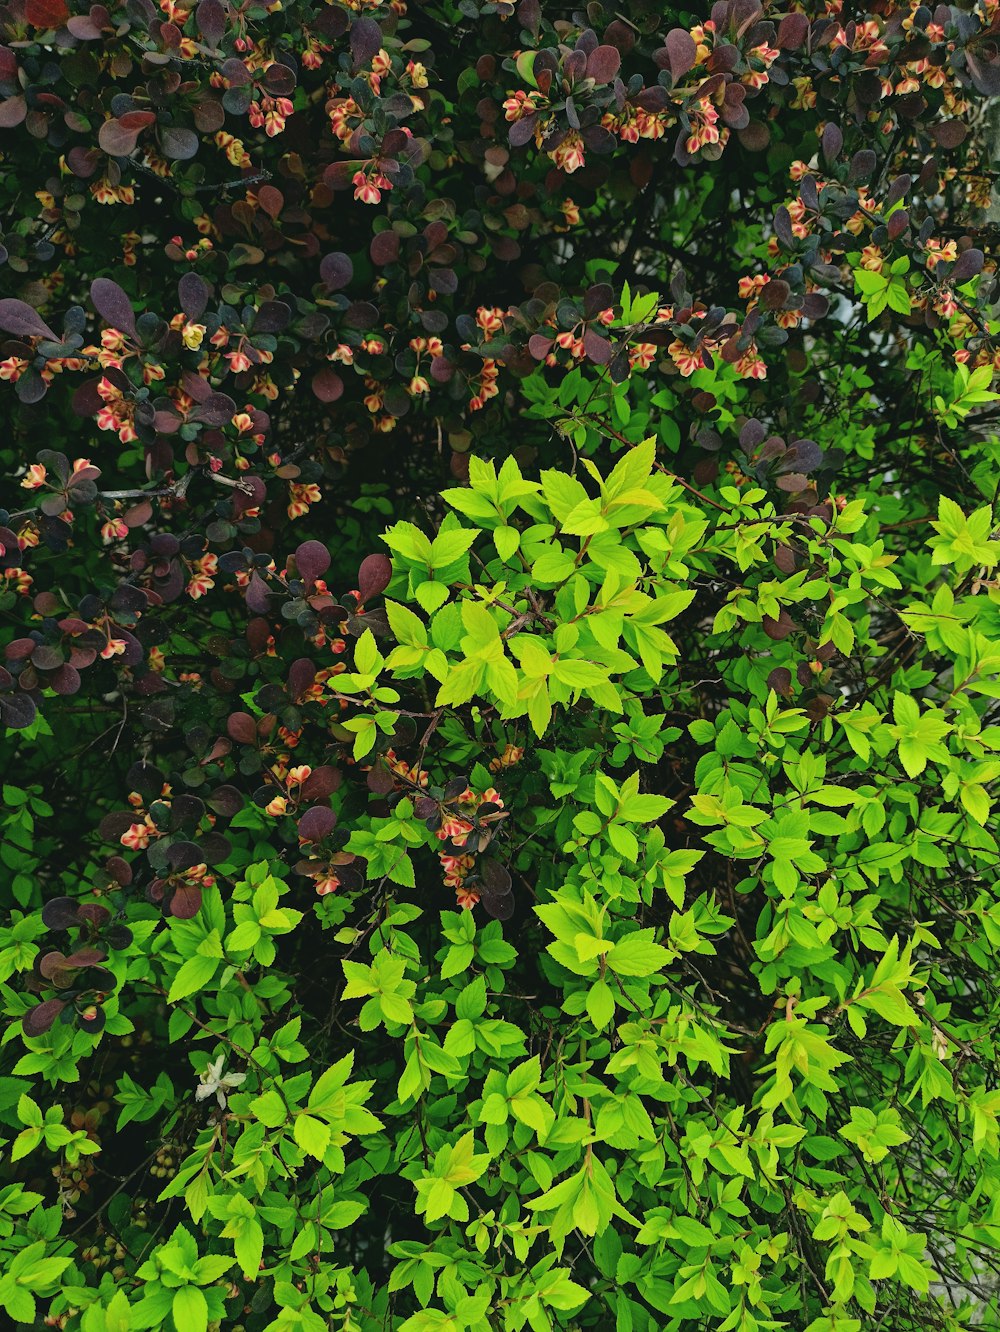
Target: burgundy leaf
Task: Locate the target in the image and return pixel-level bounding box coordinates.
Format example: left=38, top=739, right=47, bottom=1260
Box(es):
left=91, top=278, right=137, bottom=336
left=67, top=13, right=103, bottom=37
left=26, top=0, right=69, bottom=25
left=23, top=998, right=66, bottom=1037
left=197, top=0, right=224, bottom=44
left=193, top=392, right=237, bottom=425
left=245, top=573, right=271, bottom=613
left=586, top=45, right=621, bottom=83
left=821, top=122, right=842, bottom=164
left=301, top=766, right=341, bottom=800
left=178, top=272, right=209, bottom=320
left=768, top=667, right=793, bottom=696
left=583, top=327, right=613, bottom=364
left=661, top=28, right=697, bottom=79
left=350, top=15, right=381, bottom=64
left=358, top=553, right=392, bottom=603
left=294, top=540, right=331, bottom=585
left=298, top=805, right=336, bottom=843
left=41, top=897, right=81, bottom=930
left=312, top=368, right=344, bottom=402
left=98, top=113, right=154, bottom=156
left=227, top=711, right=259, bottom=744
left=931, top=120, right=967, bottom=148
left=288, top=657, right=317, bottom=700
left=63, top=946, right=107, bottom=968
left=950, top=248, right=984, bottom=286
left=0, top=96, right=27, bottom=128
left=370, top=231, right=400, bottom=265
left=207, top=779, right=245, bottom=816
left=777, top=11, right=809, bottom=47
left=0, top=299, right=58, bottom=341
left=169, top=884, right=202, bottom=919
left=76, top=902, right=111, bottom=927
left=320, top=251, right=354, bottom=290
left=253, top=299, right=290, bottom=333
left=49, top=664, right=81, bottom=695
left=763, top=609, right=795, bottom=640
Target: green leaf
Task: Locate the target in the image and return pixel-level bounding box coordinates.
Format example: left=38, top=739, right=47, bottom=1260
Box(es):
left=607, top=931, right=671, bottom=977
left=172, top=1285, right=208, bottom=1332
left=167, top=953, right=219, bottom=1003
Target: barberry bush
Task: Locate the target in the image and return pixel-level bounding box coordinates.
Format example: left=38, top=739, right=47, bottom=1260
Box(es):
left=5, top=0, right=1000, bottom=1328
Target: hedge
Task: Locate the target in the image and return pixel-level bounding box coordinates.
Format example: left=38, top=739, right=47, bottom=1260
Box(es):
left=3, top=2, right=1000, bottom=1330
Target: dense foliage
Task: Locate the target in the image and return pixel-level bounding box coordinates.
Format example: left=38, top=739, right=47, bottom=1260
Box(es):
left=6, top=0, right=1000, bottom=1328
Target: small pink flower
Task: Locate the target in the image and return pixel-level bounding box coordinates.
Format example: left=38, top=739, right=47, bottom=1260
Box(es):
left=352, top=171, right=382, bottom=204
left=20, top=464, right=47, bottom=489
left=121, top=819, right=154, bottom=850
left=101, top=518, right=129, bottom=543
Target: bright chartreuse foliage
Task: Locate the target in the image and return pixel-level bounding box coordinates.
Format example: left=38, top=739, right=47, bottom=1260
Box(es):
left=8, top=409, right=1000, bottom=1329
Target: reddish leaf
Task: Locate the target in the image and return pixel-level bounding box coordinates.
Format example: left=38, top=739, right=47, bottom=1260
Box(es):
left=257, top=185, right=284, bottom=218
left=370, top=231, right=400, bottom=265
left=358, top=553, right=392, bottom=603
left=298, top=805, right=336, bottom=843
left=660, top=29, right=696, bottom=80
left=23, top=998, right=66, bottom=1037
left=586, top=45, right=621, bottom=83
left=320, top=251, right=353, bottom=290
left=0, top=96, right=26, bottom=128
left=777, top=11, right=809, bottom=47
left=98, top=114, right=153, bottom=156
left=301, top=766, right=341, bottom=800
left=0, top=299, right=58, bottom=341
left=25, top=0, right=69, bottom=26
left=197, top=0, right=225, bottom=43
left=294, top=540, right=331, bottom=585
left=91, top=278, right=137, bottom=336
left=178, top=272, right=209, bottom=320
left=169, top=884, right=203, bottom=918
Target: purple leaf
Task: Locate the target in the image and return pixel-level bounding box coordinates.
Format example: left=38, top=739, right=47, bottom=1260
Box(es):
left=358, top=553, right=392, bottom=603
left=160, top=126, right=199, bottom=161
left=227, top=712, right=259, bottom=744
left=197, top=0, right=224, bottom=44
left=288, top=658, right=317, bottom=700
left=298, top=805, right=336, bottom=843
left=23, top=998, right=66, bottom=1037
left=658, top=29, right=697, bottom=79
left=245, top=573, right=271, bottom=613
left=178, top=272, right=209, bottom=320
left=821, top=122, right=842, bottom=164
left=370, top=231, right=400, bottom=266
left=295, top=540, right=331, bottom=585
left=950, top=248, right=984, bottom=286
left=41, top=897, right=81, bottom=929
left=0, top=298, right=58, bottom=341
left=0, top=95, right=26, bottom=127
left=350, top=15, right=381, bottom=65
left=777, top=11, right=808, bottom=47
left=312, top=368, right=344, bottom=402
left=91, top=278, right=137, bottom=336
left=586, top=44, right=621, bottom=83
left=320, top=251, right=353, bottom=290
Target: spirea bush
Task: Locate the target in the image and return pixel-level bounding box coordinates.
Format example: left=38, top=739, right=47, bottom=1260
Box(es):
left=5, top=0, right=1000, bottom=1328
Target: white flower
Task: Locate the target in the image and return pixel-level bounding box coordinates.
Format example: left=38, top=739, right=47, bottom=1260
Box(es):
left=195, top=1056, right=246, bottom=1109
